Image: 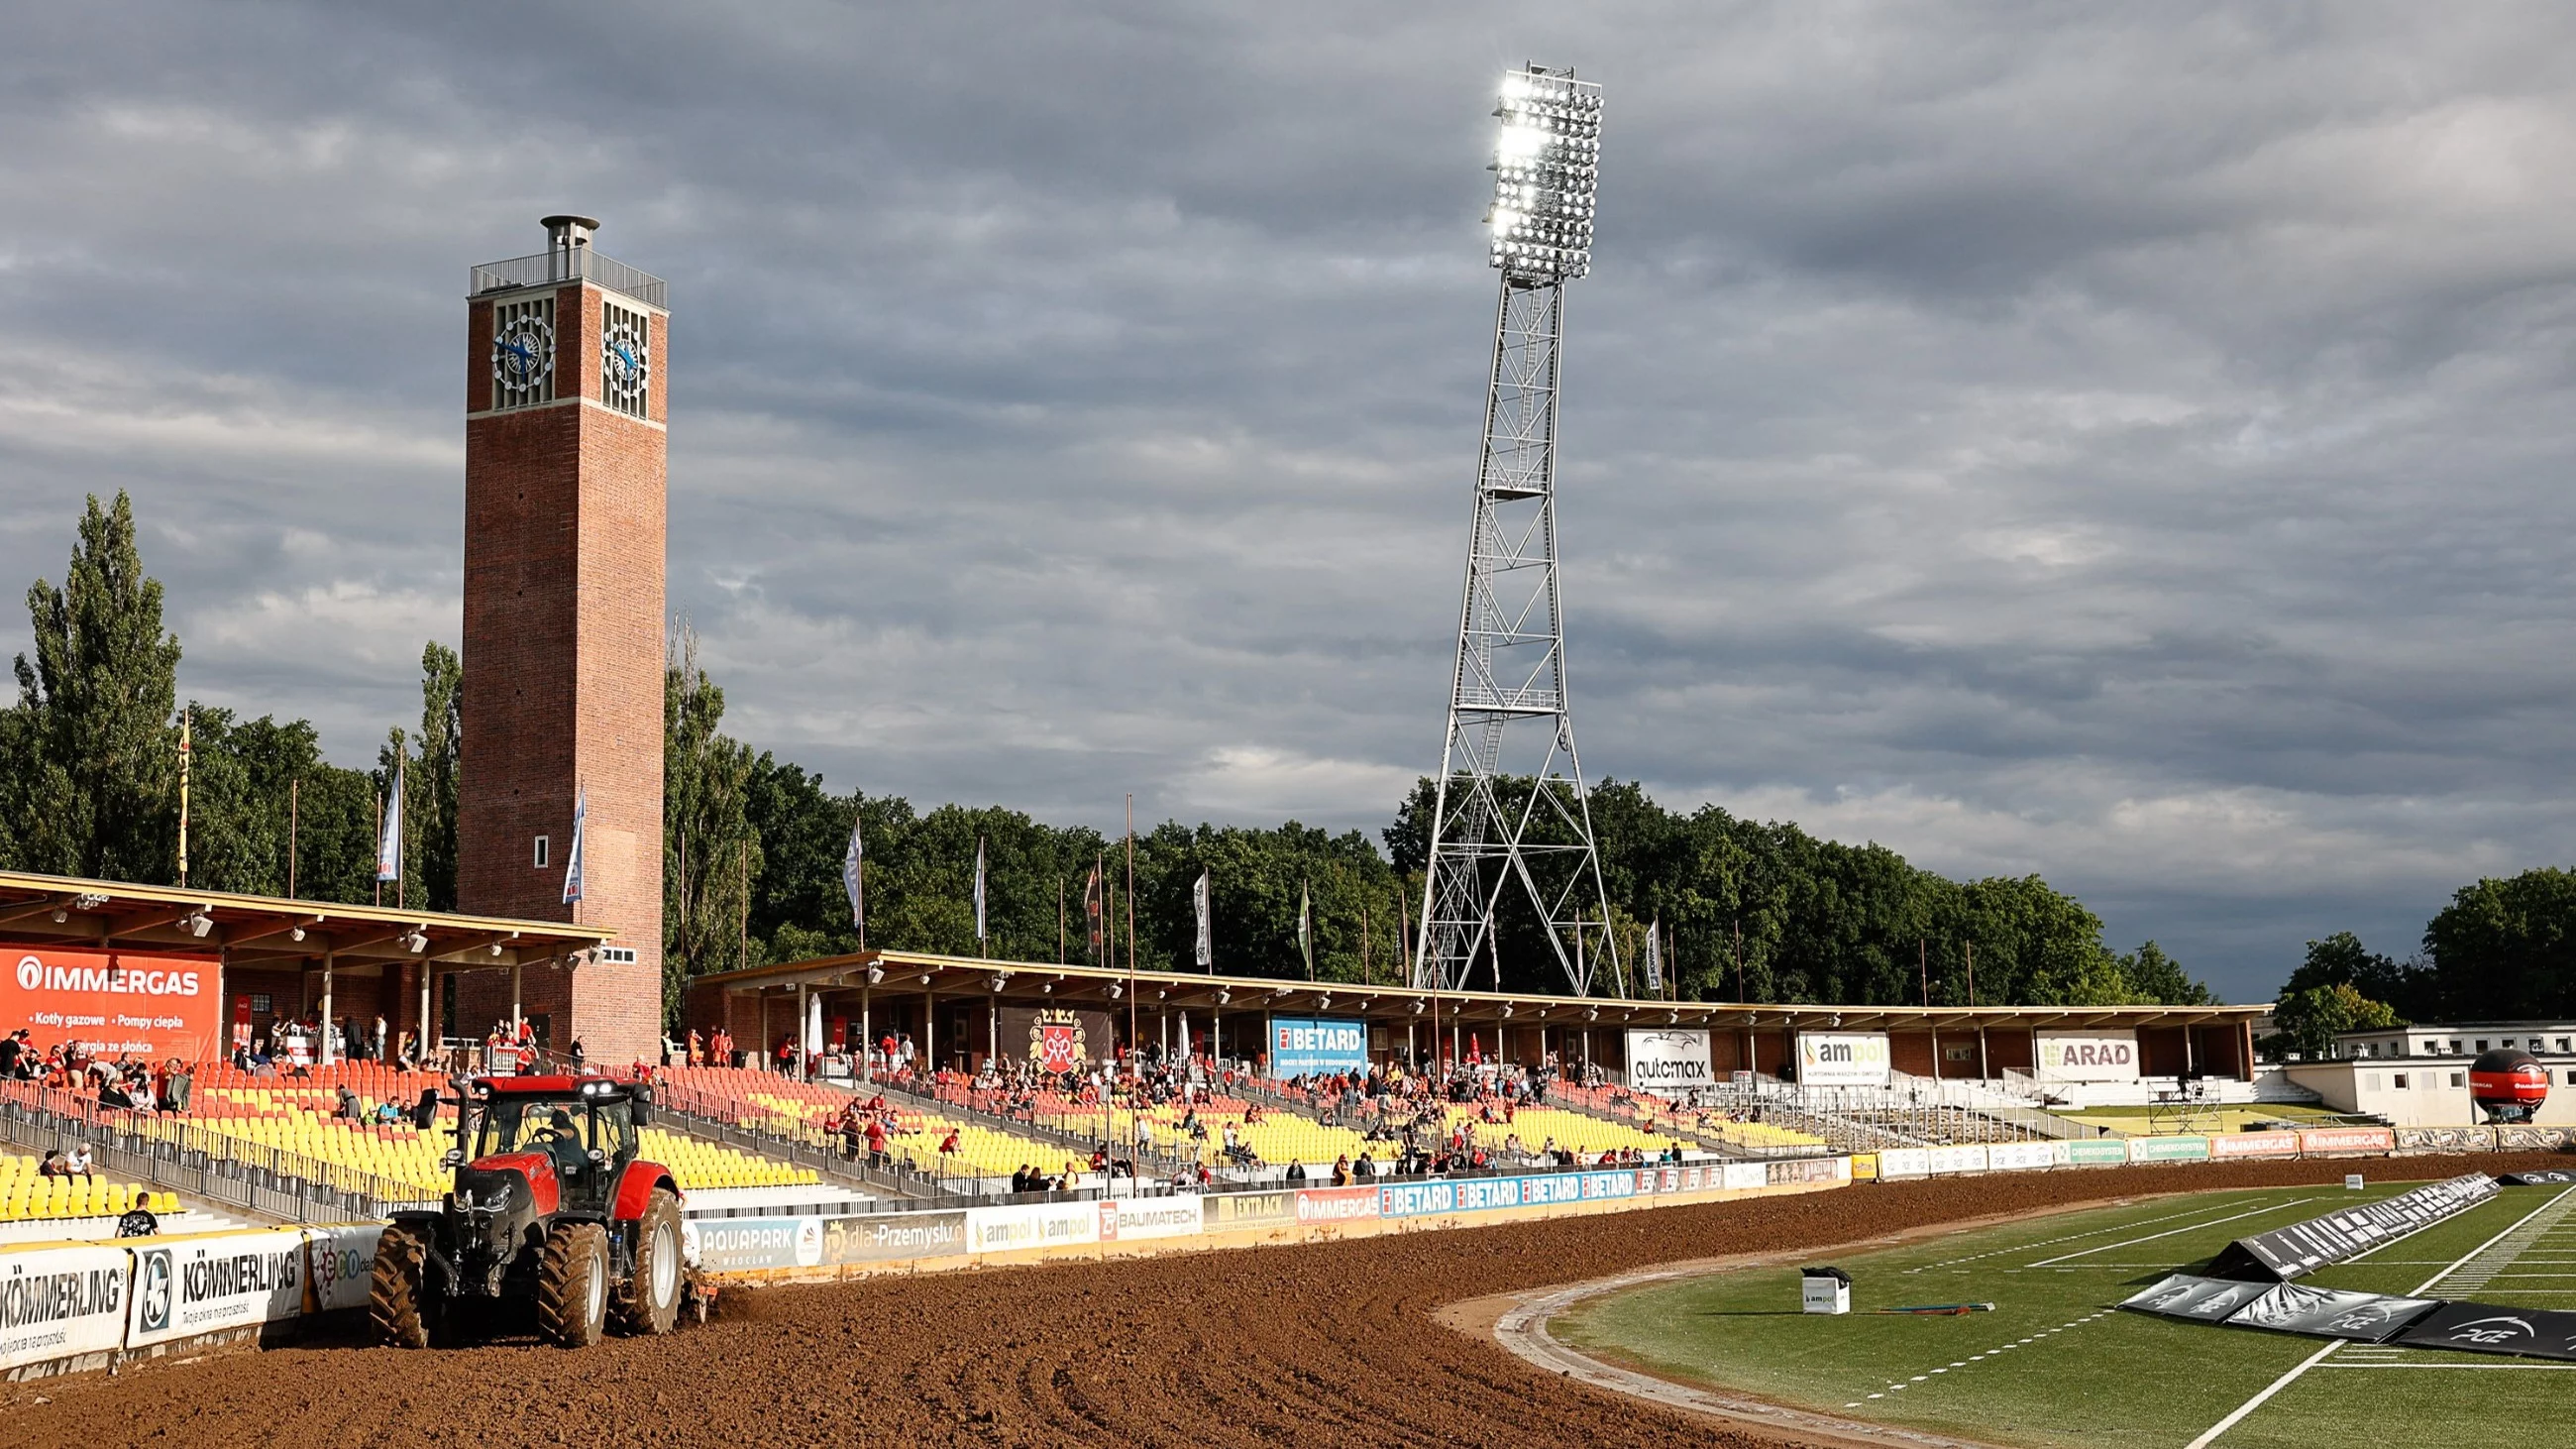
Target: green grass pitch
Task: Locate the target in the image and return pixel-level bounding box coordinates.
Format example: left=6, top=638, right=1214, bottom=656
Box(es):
left=1554, top=1176, right=2576, bottom=1449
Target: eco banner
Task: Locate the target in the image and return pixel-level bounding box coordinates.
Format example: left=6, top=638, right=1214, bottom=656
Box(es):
left=0, top=1242, right=128, bottom=1372
left=302, top=1224, right=384, bottom=1313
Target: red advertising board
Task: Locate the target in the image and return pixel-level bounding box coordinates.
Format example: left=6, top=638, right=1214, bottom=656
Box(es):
left=1, top=947, right=218, bottom=1061
left=2210, top=1130, right=2302, bottom=1161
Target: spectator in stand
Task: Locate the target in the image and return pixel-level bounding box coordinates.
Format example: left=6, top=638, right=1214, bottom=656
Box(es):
left=936, top=1127, right=961, bottom=1157
left=864, top=1113, right=888, bottom=1169
left=63, top=1144, right=95, bottom=1179
left=1285, top=1161, right=1307, bottom=1183
left=412, top=1088, right=440, bottom=1130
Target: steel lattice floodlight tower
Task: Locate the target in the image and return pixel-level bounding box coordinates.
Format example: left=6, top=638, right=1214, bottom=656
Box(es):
left=1412, top=64, right=1619, bottom=997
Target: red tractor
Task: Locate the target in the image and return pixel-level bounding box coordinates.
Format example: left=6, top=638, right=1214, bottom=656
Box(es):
left=370, top=1073, right=693, bottom=1348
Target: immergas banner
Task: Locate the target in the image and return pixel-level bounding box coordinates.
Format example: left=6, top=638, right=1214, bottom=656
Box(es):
left=1794, top=1033, right=1891, bottom=1087
left=1266, top=1017, right=1367, bottom=1077
left=2, top=947, right=218, bottom=1061
left=127, top=1229, right=306, bottom=1349
left=0, top=1242, right=128, bottom=1373
left=1625, top=1029, right=1715, bottom=1096
left=2033, top=1031, right=2140, bottom=1082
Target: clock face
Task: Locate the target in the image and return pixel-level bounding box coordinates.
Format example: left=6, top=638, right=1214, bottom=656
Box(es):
left=491, top=314, right=554, bottom=395
left=601, top=319, right=650, bottom=406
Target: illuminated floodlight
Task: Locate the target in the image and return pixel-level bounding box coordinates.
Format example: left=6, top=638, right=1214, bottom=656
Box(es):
left=1486, top=63, right=1602, bottom=283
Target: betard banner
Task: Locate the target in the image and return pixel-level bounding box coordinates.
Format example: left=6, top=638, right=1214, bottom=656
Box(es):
left=1, top=948, right=216, bottom=1061
left=1625, top=1029, right=1714, bottom=1096
left=2034, top=1031, right=2141, bottom=1082
left=1795, top=1032, right=1891, bottom=1087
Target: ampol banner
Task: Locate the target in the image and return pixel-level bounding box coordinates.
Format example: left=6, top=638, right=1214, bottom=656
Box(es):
left=1266, top=1017, right=1367, bottom=1077
left=2, top=948, right=217, bottom=1060
left=2033, top=1031, right=2141, bottom=1082
left=1794, top=1032, right=1891, bottom=1087
left=1625, top=1029, right=1715, bottom=1096
left=0, top=1243, right=128, bottom=1373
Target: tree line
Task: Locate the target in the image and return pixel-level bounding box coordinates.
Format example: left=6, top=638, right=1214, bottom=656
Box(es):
left=2267, top=869, right=2576, bottom=1058
left=2, top=494, right=2221, bottom=1032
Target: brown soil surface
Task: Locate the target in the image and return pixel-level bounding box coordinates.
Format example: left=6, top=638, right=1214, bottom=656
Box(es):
left=5, top=1154, right=2559, bottom=1447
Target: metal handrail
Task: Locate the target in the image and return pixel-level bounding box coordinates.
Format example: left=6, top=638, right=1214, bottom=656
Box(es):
left=469, top=248, right=668, bottom=308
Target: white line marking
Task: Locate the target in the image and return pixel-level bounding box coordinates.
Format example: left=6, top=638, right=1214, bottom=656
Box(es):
left=2026, top=1198, right=2326, bottom=1268
left=2183, top=1187, right=2576, bottom=1449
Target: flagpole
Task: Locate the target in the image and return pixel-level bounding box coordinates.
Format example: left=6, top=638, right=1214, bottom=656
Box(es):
left=373, top=792, right=382, bottom=908
left=176, top=708, right=190, bottom=888
left=288, top=777, right=299, bottom=899
left=1058, top=876, right=1066, bottom=964
left=1124, top=795, right=1135, bottom=979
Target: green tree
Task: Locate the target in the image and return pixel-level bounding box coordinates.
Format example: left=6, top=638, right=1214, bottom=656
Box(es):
left=2420, top=869, right=2576, bottom=1020
left=2264, top=981, right=2402, bottom=1060
left=663, top=626, right=758, bottom=1027
left=1, top=493, right=182, bottom=880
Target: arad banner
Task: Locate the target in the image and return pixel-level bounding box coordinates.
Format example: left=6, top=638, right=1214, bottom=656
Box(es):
left=1, top=948, right=217, bottom=1061
left=1625, top=1029, right=1715, bottom=1096
left=1794, top=1032, right=1891, bottom=1087
left=1266, top=1017, right=1367, bottom=1077
left=2034, top=1031, right=2141, bottom=1082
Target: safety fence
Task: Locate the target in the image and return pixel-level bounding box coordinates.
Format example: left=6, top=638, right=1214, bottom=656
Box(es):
left=1848, top=1123, right=2576, bottom=1179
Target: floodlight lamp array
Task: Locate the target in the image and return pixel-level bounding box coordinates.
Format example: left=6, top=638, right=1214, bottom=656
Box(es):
left=1488, top=65, right=1602, bottom=283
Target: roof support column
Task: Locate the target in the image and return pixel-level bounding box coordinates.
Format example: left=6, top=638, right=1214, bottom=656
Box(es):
left=319, top=951, right=336, bottom=1067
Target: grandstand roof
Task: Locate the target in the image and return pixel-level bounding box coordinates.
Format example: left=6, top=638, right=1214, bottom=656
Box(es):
left=684, top=948, right=2271, bottom=1029
left=0, top=868, right=611, bottom=969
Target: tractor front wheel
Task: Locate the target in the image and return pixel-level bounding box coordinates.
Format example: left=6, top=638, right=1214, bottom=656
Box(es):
left=535, top=1221, right=609, bottom=1348
left=614, top=1188, right=684, bottom=1335
left=369, top=1221, right=436, bottom=1349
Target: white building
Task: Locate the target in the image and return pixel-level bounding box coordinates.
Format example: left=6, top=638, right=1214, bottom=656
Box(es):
left=2281, top=1021, right=2576, bottom=1127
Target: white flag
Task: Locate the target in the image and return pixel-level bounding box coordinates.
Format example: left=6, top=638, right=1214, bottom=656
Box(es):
left=375, top=759, right=404, bottom=883
left=1643, top=919, right=1663, bottom=994
left=1192, top=870, right=1212, bottom=969
left=972, top=836, right=987, bottom=945
left=841, top=809, right=864, bottom=929
left=562, top=786, right=587, bottom=905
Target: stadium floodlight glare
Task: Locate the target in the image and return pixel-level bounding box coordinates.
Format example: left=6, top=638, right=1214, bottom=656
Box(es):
left=1486, top=63, right=1603, bottom=283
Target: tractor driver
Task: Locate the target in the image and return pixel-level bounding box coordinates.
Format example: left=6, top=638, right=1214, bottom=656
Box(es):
left=534, top=1107, right=590, bottom=1182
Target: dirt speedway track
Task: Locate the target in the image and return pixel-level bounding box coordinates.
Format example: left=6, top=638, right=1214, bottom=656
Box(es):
left=7, top=1153, right=2563, bottom=1448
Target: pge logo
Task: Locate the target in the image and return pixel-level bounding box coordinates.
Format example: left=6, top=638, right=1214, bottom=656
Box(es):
left=15, top=955, right=40, bottom=991
left=138, top=1249, right=173, bottom=1332
left=2445, top=1315, right=2535, bottom=1345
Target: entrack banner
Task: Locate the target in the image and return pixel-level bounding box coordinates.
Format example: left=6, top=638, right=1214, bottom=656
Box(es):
left=1265, top=1017, right=1367, bottom=1077
left=0, top=1243, right=127, bottom=1372
left=0, top=947, right=217, bottom=1061
left=1208, top=1190, right=1298, bottom=1230
left=126, top=1229, right=305, bottom=1349
left=2033, top=1031, right=2141, bottom=1082
left=1625, top=1029, right=1715, bottom=1096
left=1794, top=1032, right=1891, bottom=1088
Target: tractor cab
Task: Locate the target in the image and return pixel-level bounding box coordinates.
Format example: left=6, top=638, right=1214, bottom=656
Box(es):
left=457, top=1076, right=648, bottom=1215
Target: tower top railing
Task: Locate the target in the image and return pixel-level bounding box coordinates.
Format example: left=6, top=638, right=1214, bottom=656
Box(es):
left=470, top=248, right=668, bottom=310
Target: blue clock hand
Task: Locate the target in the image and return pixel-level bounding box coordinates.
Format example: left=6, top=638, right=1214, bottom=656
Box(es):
left=614, top=344, right=638, bottom=371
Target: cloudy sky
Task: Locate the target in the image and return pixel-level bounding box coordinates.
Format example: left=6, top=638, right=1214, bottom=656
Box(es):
left=4, top=3, right=2572, bottom=1002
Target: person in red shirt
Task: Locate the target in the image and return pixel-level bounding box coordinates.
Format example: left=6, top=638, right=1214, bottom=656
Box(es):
left=864, top=1114, right=888, bottom=1168
left=937, top=1127, right=960, bottom=1156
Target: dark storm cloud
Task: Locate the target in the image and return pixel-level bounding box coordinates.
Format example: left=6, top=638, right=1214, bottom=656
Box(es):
left=3, top=2, right=2573, bottom=1000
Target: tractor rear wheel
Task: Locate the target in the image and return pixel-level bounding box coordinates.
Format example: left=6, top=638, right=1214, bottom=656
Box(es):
left=614, top=1188, right=684, bottom=1335
left=369, top=1221, right=436, bottom=1349
left=535, top=1221, right=609, bottom=1348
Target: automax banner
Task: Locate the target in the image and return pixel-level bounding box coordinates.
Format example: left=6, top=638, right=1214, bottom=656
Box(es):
left=685, top=1217, right=823, bottom=1272
left=2033, top=1031, right=2141, bottom=1082
left=1794, top=1033, right=1891, bottom=1087
left=1626, top=1029, right=1715, bottom=1096
left=822, top=1211, right=966, bottom=1267
left=1266, top=1017, right=1367, bottom=1077
left=1, top=947, right=218, bottom=1061
left=127, top=1229, right=305, bottom=1350
left=0, top=1243, right=127, bottom=1373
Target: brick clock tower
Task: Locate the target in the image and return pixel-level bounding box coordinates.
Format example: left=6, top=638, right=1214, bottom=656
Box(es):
left=457, top=216, right=667, bottom=1064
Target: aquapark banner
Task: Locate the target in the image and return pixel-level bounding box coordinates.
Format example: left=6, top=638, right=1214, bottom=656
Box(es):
left=2, top=948, right=217, bottom=1061
left=1266, top=1017, right=1367, bottom=1077
left=2033, top=1031, right=2141, bottom=1082
left=1794, top=1032, right=1891, bottom=1087
left=1625, top=1029, right=1715, bottom=1096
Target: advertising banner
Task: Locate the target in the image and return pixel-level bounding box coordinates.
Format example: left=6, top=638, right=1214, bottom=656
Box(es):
left=1928, top=1145, right=1988, bottom=1175
left=996, top=1007, right=1116, bottom=1073
left=302, top=1224, right=383, bottom=1313
left=126, top=1229, right=305, bottom=1349
left=2205, top=1173, right=2499, bottom=1282
left=1793, top=1033, right=1891, bottom=1088
left=1266, top=1017, right=1368, bottom=1078
left=1767, top=1156, right=1844, bottom=1185
left=1098, top=1196, right=1203, bottom=1243
left=1723, top=1162, right=1769, bottom=1191
left=1292, top=1186, right=1379, bottom=1226
left=2297, top=1127, right=2396, bottom=1157
left=2210, top=1131, right=2301, bottom=1161
left=1987, top=1142, right=2055, bottom=1172
left=965, top=1201, right=1100, bottom=1254
left=2225, top=1283, right=2441, bottom=1342
left=2395, top=1301, right=2576, bottom=1361
left=821, top=1210, right=966, bottom=1266
left=2063, top=1139, right=2132, bottom=1167
left=2395, top=1126, right=2495, bottom=1153
left=1, top=947, right=218, bottom=1061
left=2121, top=1274, right=2273, bottom=1324
left=1208, top=1191, right=1298, bottom=1231
left=1625, top=1030, right=1715, bottom=1096
left=1848, top=1154, right=1878, bottom=1181
left=684, top=1217, right=823, bottom=1273
left=2128, top=1136, right=2210, bottom=1163
left=0, top=1243, right=128, bottom=1373
left=2033, top=1031, right=2141, bottom=1083
left=1876, top=1148, right=1931, bottom=1179
left=2502, top=1170, right=2576, bottom=1187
